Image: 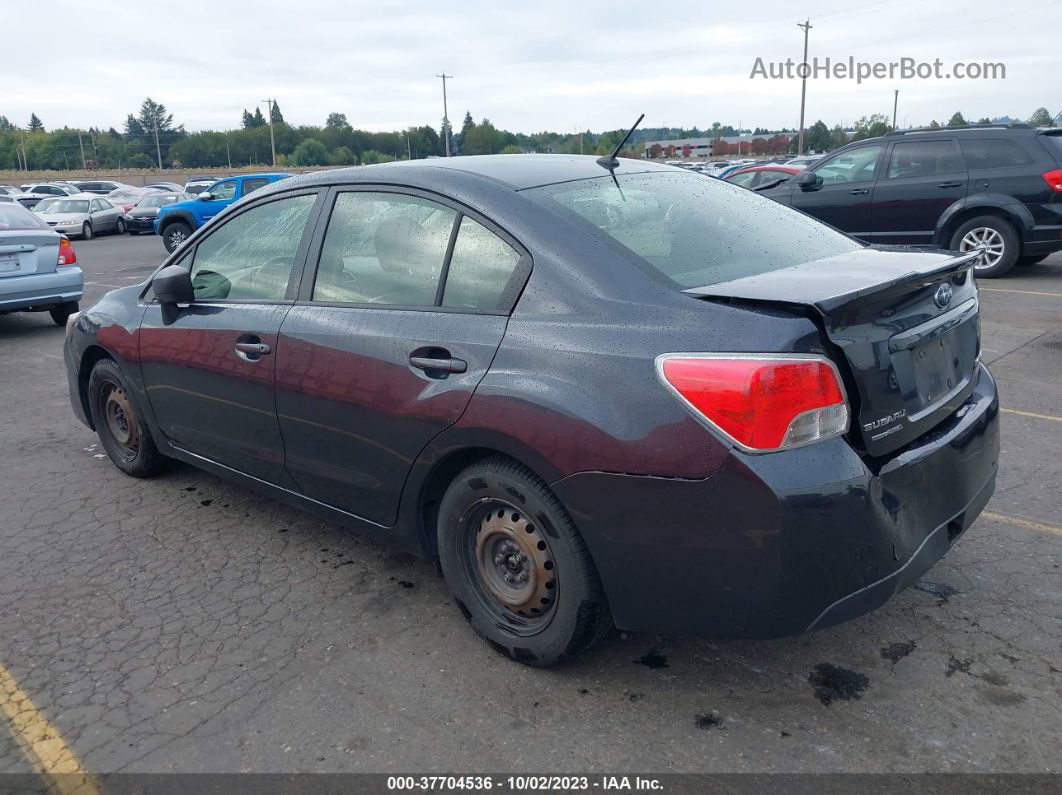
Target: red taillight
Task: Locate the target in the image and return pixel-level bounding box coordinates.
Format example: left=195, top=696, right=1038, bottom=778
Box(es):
left=57, top=237, right=77, bottom=266
left=1043, top=169, right=1062, bottom=192
left=658, top=355, right=849, bottom=452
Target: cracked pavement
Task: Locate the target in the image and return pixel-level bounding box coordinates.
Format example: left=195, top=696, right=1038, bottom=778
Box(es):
left=0, top=235, right=1059, bottom=774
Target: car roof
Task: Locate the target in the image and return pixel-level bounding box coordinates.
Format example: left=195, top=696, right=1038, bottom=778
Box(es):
left=286, top=155, right=676, bottom=191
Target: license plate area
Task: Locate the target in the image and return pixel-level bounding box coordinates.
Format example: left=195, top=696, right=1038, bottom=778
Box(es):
left=0, top=256, right=20, bottom=276
left=890, top=299, right=979, bottom=419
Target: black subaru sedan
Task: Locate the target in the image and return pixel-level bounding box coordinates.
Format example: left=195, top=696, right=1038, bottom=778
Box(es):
left=64, top=155, right=999, bottom=665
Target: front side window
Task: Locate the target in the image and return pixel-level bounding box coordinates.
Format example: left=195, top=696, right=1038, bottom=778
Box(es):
left=208, top=181, right=237, bottom=201
left=189, top=194, right=315, bottom=301
left=814, top=145, right=883, bottom=184
left=313, top=192, right=456, bottom=306
left=960, top=138, right=1035, bottom=169
left=442, top=216, right=522, bottom=310
left=886, top=140, right=963, bottom=179
left=526, top=171, right=861, bottom=290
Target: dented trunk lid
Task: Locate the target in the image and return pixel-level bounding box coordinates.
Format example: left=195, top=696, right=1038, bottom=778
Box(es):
left=686, top=246, right=982, bottom=457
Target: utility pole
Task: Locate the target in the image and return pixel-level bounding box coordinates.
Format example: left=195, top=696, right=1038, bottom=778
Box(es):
left=892, top=89, right=900, bottom=130
left=77, top=129, right=86, bottom=169
left=226, top=139, right=232, bottom=170
left=436, top=74, right=453, bottom=157
left=261, top=98, right=277, bottom=167
left=797, top=19, right=813, bottom=156
left=152, top=118, right=163, bottom=170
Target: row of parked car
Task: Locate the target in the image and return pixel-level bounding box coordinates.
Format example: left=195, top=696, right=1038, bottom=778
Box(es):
left=707, top=124, right=1062, bottom=277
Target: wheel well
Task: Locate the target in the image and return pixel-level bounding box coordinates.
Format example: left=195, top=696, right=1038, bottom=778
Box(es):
left=941, top=206, right=1022, bottom=248
left=418, top=447, right=526, bottom=558
left=77, top=346, right=115, bottom=429
left=159, top=215, right=192, bottom=231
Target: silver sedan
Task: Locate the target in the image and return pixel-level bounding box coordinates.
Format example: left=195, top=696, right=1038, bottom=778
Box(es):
left=34, top=194, right=126, bottom=239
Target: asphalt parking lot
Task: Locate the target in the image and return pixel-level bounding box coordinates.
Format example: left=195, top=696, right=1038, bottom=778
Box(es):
left=1, top=233, right=1060, bottom=777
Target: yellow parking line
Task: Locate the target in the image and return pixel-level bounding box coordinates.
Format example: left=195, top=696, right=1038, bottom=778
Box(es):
left=979, top=287, right=1062, bottom=297
left=1001, top=407, right=1062, bottom=423
left=0, top=663, right=100, bottom=795
left=982, top=511, right=1062, bottom=538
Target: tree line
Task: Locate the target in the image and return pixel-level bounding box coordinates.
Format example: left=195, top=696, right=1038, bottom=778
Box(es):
left=1, top=99, right=1056, bottom=172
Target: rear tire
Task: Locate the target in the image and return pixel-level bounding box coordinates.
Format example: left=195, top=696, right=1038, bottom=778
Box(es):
left=49, top=301, right=78, bottom=326
left=437, top=457, right=611, bottom=666
left=81, top=222, right=93, bottom=241
left=87, top=359, right=167, bottom=478
left=162, top=221, right=192, bottom=253
left=950, top=215, right=1019, bottom=278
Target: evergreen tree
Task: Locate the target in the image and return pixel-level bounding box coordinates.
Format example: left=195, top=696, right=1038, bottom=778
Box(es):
left=28, top=113, right=44, bottom=132
left=946, top=112, right=967, bottom=128
left=253, top=107, right=266, bottom=128
left=270, top=100, right=284, bottom=124
left=1027, top=107, right=1054, bottom=126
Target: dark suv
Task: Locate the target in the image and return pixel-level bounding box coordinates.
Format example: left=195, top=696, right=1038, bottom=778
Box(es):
left=759, top=124, right=1062, bottom=277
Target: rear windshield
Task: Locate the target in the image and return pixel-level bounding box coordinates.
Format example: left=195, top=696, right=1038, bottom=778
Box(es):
left=524, top=171, right=861, bottom=289
left=0, top=203, right=51, bottom=231
left=1041, top=131, right=1062, bottom=162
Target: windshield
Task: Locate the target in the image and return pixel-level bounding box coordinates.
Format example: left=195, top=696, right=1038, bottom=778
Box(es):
left=46, top=200, right=90, bottom=214
left=0, top=203, right=51, bottom=230
left=137, top=194, right=182, bottom=208
left=525, top=171, right=861, bottom=289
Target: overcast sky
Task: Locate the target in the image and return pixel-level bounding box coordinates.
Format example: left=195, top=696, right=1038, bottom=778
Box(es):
left=5, top=0, right=1057, bottom=135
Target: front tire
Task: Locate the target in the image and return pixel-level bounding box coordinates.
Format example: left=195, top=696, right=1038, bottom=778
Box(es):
left=48, top=301, right=78, bottom=326
left=116, top=217, right=126, bottom=234
left=951, top=215, right=1019, bottom=278
left=437, top=458, right=611, bottom=666
left=81, top=222, right=93, bottom=240
left=87, top=359, right=166, bottom=478
left=162, top=221, right=192, bottom=253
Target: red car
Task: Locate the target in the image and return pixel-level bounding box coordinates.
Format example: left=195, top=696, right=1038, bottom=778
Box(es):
left=724, top=165, right=802, bottom=190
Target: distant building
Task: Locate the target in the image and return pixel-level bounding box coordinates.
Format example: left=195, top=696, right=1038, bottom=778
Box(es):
left=643, top=133, right=795, bottom=159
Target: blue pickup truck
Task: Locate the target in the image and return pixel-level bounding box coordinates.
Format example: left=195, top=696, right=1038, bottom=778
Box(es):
left=155, top=173, right=290, bottom=252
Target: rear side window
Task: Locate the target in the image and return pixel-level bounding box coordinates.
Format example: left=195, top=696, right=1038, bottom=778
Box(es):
left=526, top=171, right=861, bottom=290
left=0, top=203, right=50, bottom=230
left=1038, top=132, right=1062, bottom=162
left=314, top=192, right=456, bottom=306
left=960, top=139, right=1034, bottom=169
left=886, top=140, right=964, bottom=178
left=190, top=194, right=315, bottom=301
left=242, top=178, right=270, bottom=195
left=442, top=217, right=522, bottom=310
left=814, top=145, right=883, bottom=184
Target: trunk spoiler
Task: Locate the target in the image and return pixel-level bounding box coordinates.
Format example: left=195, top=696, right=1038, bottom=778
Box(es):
left=683, top=248, right=981, bottom=314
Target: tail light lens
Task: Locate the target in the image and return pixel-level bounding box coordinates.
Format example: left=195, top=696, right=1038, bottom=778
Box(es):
left=57, top=237, right=77, bottom=266
left=657, top=355, right=849, bottom=452
left=1043, top=169, right=1062, bottom=192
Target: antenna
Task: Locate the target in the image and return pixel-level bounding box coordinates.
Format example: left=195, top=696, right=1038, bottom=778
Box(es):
left=596, top=113, right=645, bottom=171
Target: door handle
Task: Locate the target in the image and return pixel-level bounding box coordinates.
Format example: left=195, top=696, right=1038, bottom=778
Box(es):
left=409, top=355, right=467, bottom=374
left=234, top=341, right=271, bottom=360
left=937, top=181, right=963, bottom=188
left=849, top=188, right=869, bottom=195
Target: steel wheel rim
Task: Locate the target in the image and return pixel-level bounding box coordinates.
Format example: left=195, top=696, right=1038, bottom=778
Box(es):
left=102, top=382, right=140, bottom=461
left=460, top=499, right=558, bottom=634
left=959, top=227, right=1005, bottom=269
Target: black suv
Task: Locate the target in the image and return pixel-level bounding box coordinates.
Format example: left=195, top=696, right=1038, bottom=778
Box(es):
left=758, top=124, right=1062, bottom=277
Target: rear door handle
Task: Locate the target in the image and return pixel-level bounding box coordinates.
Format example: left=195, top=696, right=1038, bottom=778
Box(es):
left=937, top=181, right=963, bottom=188
left=849, top=188, right=869, bottom=195
left=409, top=355, right=467, bottom=374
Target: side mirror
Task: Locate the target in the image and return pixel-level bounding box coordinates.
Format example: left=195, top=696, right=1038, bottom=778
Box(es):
left=198, top=192, right=212, bottom=201
left=153, top=265, right=194, bottom=305
left=795, top=170, right=821, bottom=190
